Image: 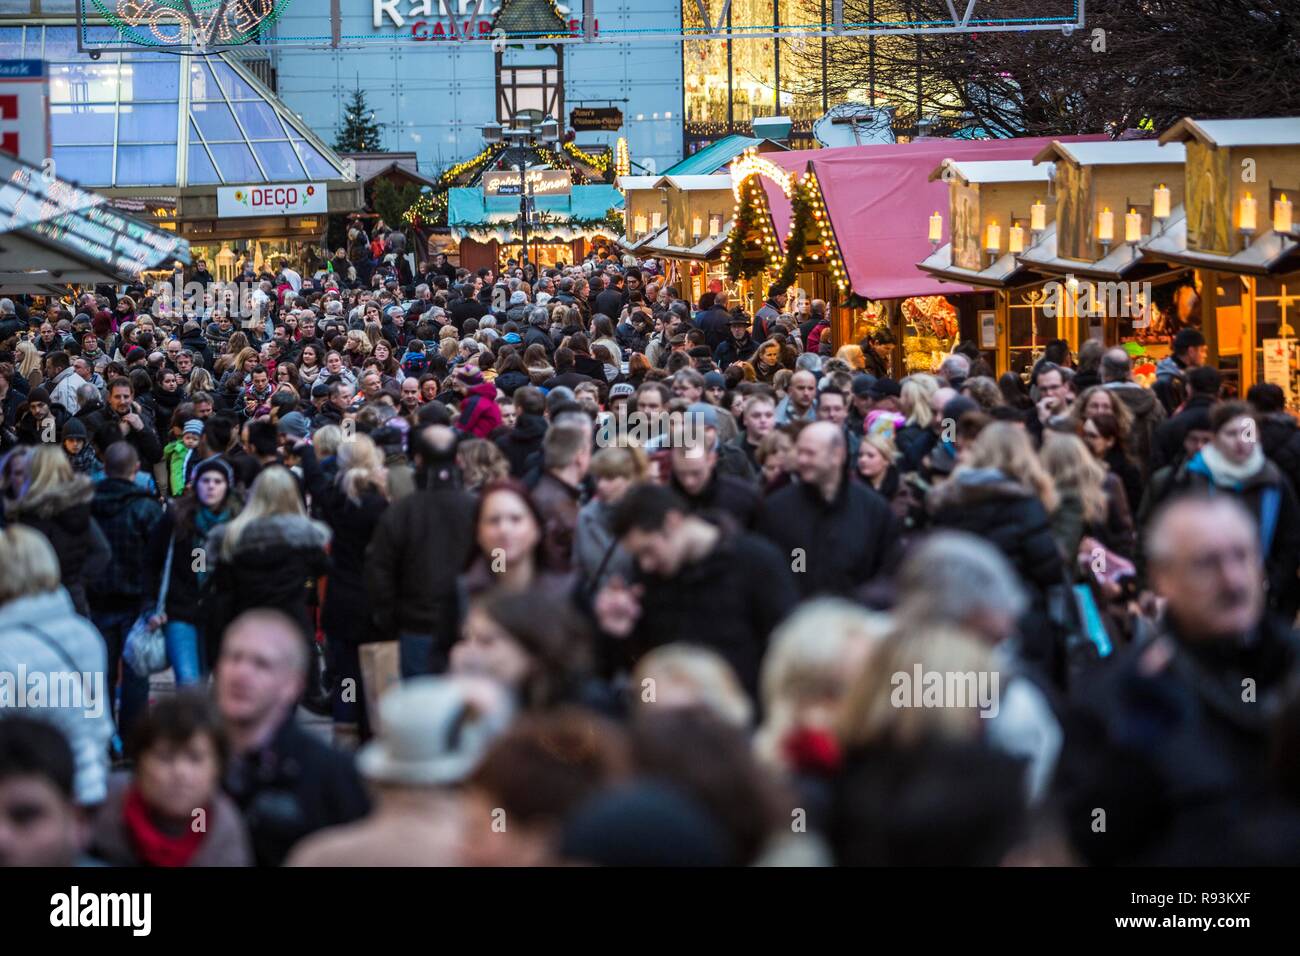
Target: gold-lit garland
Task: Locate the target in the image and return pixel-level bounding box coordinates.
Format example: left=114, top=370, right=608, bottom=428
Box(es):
left=615, top=137, right=630, bottom=179
left=563, top=140, right=610, bottom=173
left=722, top=148, right=852, bottom=296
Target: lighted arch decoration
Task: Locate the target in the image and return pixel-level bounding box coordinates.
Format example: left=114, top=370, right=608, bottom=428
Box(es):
left=723, top=148, right=850, bottom=295
left=95, top=0, right=291, bottom=49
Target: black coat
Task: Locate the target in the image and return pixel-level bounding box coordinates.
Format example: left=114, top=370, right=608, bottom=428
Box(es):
left=756, top=477, right=900, bottom=599
left=364, top=484, right=476, bottom=653
left=594, top=287, right=625, bottom=321
left=1151, top=393, right=1217, bottom=473
left=204, top=514, right=331, bottom=650
left=80, top=403, right=163, bottom=466
left=300, top=445, right=388, bottom=643
left=625, top=530, right=798, bottom=698
left=11, top=477, right=109, bottom=618
left=927, top=471, right=1069, bottom=681
left=1056, top=616, right=1300, bottom=865
left=1259, top=412, right=1300, bottom=495
left=671, top=471, right=763, bottom=530
left=496, top=413, right=547, bottom=477
left=223, top=716, right=370, bottom=867
left=87, top=478, right=164, bottom=612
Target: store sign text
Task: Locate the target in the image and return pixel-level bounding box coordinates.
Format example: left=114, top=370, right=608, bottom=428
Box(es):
left=373, top=0, right=596, bottom=39
left=216, top=183, right=328, bottom=218
left=484, top=168, right=572, bottom=197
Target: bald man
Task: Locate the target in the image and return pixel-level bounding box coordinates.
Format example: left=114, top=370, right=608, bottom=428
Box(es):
left=217, top=610, right=369, bottom=866
left=1059, top=495, right=1300, bottom=865
left=775, top=369, right=818, bottom=425
left=756, top=421, right=900, bottom=598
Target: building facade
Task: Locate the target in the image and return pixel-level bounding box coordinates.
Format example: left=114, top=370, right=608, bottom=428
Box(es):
left=268, top=0, right=686, bottom=179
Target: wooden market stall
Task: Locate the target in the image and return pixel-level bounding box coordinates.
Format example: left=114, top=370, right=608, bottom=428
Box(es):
left=1142, top=117, right=1300, bottom=403
left=634, top=175, right=734, bottom=303
left=721, top=136, right=1106, bottom=377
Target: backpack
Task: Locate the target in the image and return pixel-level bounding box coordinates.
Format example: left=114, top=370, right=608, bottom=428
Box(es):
left=402, top=353, right=429, bottom=378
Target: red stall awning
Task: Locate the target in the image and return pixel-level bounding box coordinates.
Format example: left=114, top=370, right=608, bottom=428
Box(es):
left=756, top=135, right=1106, bottom=300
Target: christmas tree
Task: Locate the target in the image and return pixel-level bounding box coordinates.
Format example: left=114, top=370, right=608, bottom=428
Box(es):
left=335, top=87, right=382, bottom=152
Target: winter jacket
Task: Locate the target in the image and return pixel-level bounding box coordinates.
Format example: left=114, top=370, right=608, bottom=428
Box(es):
left=222, top=715, right=369, bottom=867
left=162, top=439, right=194, bottom=496
left=621, top=530, right=798, bottom=699
left=87, top=477, right=164, bottom=612
left=454, top=381, right=503, bottom=439
left=11, top=476, right=111, bottom=618
left=204, top=514, right=331, bottom=649
left=756, top=477, right=900, bottom=599
left=299, top=445, right=388, bottom=644
left=927, top=468, right=1069, bottom=682
left=531, top=472, right=583, bottom=572
left=1258, top=411, right=1300, bottom=496
left=714, top=333, right=759, bottom=370
left=364, top=483, right=476, bottom=650
left=574, top=497, right=634, bottom=593
left=1103, top=381, right=1165, bottom=478
left=91, top=773, right=253, bottom=867
left=0, top=588, right=114, bottom=805
left=496, top=413, right=547, bottom=477
left=493, top=369, right=531, bottom=396
left=1057, top=615, right=1300, bottom=864
left=80, top=403, right=163, bottom=466
left=1165, top=449, right=1300, bottom=617
left=1152, top=355, right=1188, bottom=417
left=670, top=470, right=763, bottom=530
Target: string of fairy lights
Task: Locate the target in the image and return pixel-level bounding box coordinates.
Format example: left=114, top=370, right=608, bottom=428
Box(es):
left=723, top=148, right=851, bottom=295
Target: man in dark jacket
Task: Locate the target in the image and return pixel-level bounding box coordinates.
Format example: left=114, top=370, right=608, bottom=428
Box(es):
left=597, top=483, right=798, bottom=699
left=81, top=376, right=162, bottom=466
left=756, top=422, right=900, bottom=598
left=1151, top=365, right=1221, bottom=472
left=495, top=386, right=548, bottom=477
left=216, top=609, right=370, bottom=867
left=1058, top=495, right=1300, bottom=864
left=713, top=313, right=759, bottom=370
left=365, top=425, right=476, bottom=678
left=87, top=442, right=162, bottom=739
left=594, top=272, right=625, bottom=320
left=694, top=291, right=733, bottom=352
left=669, top=440, right=762, bottom=529
left=1152, top=328, right=1206, bottom=417
left=1249, top=382, right=1300, bottom=495
left=530, top=420, right=590, bottom=572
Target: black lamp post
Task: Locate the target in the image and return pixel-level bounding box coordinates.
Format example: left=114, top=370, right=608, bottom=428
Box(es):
left=482, top=116, right=561, bottom=267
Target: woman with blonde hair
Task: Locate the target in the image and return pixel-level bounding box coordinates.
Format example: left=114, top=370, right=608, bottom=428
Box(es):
left=631, top=643, right=753, bottom=729
left=755, top=598, right=890, bottom=772
left=295, top=433, right=388, bottom=737
left=835, top=344, right=866, bottom=372
left=204, top=465, right=331, bottom=650
left=15, top=338, right=44, bottom=388
left=855, top=428, right=919, bottom=528
left=927, top=422, right=1068, bottom=683
left=212, top=333, right=249, bottom=376
left=218, top=346, right=258, bottom=391
left=837, top=625, right=996, bottom=752
left=9, top=443, right=108, bottom=618
left=186, top=367, right=215, bottom=397
left=456, top=438, right=510, bottom=493
left=1041, top=431, right=1135, bottom=563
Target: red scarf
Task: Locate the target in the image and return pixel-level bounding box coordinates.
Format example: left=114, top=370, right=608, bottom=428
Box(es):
left=123, top=786, right=206, bottom=868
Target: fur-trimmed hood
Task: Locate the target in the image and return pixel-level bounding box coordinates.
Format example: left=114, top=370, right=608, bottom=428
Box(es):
left=207, top=512, right=331, bottom=558
left=927, top=467, right=1035, bottom=513
left=10, top=474, right=95, bottom=521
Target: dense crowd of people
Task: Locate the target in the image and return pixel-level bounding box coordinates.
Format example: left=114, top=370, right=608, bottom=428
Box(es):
left=0, top=245, right=1298, bottom=867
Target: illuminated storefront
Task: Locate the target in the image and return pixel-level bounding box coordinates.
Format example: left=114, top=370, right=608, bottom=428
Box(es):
left=3, top=22, right=361, bottom=277
left=683, top=0, right=841, bottom=153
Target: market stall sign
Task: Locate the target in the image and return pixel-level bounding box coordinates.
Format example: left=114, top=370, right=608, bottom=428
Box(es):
left=570, top=107, right=623, bottom=132
left=483, top=169, right=571, bottom=198
left=217, top=183, right=328, bottom=218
